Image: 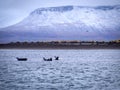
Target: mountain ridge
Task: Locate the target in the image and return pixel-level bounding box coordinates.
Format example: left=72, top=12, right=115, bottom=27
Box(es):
left=31, top=5, right=120, bottom=15
left=0, top=5, right=120, bottom=43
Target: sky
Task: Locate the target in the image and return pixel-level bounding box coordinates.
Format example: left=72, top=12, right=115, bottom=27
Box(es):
left=0, top=0, right=120, bottom=28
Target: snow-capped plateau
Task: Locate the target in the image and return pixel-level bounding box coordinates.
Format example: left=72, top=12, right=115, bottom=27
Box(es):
left=0, top=5, right=120, bottom=43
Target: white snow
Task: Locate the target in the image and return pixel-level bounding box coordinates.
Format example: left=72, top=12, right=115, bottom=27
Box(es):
left=18, top=5, right=120, bottom=30
left=0, top=5, right=120, bottom=42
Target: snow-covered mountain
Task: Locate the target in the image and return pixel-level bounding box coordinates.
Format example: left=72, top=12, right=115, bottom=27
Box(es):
left=0, top=5, right=120, bottom=43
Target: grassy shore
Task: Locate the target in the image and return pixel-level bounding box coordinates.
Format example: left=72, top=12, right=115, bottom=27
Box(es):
left=0, top=41, right=120, bottom=49
left=0, top=45, right=120, bottom=49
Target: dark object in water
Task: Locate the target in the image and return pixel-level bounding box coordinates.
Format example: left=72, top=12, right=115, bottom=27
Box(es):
left=54, top=56, right=59, bottom=60
left=43, top=57, right=52, bottom=61
left=16, top=57, right=27, bottom=61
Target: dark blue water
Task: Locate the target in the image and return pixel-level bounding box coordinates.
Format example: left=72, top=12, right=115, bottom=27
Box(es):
left=0, top=49, right=120, bottom=90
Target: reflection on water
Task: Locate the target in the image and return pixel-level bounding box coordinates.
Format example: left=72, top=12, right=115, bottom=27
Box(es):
left=0, top=49, right=120, bottom=90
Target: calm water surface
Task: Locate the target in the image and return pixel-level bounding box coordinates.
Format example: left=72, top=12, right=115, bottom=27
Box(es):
left=0, top=49, right=120, bottom=90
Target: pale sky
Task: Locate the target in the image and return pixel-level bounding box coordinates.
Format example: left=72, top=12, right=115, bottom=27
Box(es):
left=0, top=0, right=120, bottom=28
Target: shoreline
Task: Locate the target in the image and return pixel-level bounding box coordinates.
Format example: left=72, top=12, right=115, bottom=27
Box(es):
left=0, top=45, right=120, bottom=50
left=0, top=41, right=120, bottom=50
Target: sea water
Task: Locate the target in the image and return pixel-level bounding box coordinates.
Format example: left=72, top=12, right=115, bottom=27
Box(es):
left=0, top=49, right=120, bottom=90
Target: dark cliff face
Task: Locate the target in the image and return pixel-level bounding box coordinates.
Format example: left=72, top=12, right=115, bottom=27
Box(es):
left=95, top=5, right=120, bottom=10
left=30, top=5, right=120, bottom=15
left=30, top=6, right=74, bottom=15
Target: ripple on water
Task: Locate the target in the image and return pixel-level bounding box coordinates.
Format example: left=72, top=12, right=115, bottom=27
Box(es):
left=0, top=49, right=120, bottom=90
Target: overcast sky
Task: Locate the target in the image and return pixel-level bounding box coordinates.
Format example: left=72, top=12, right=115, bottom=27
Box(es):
left=0, top=0, right=120, bottom=28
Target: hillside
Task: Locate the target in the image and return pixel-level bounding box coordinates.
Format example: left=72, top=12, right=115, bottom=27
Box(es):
left=0, top=5, right=120, bottom=43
